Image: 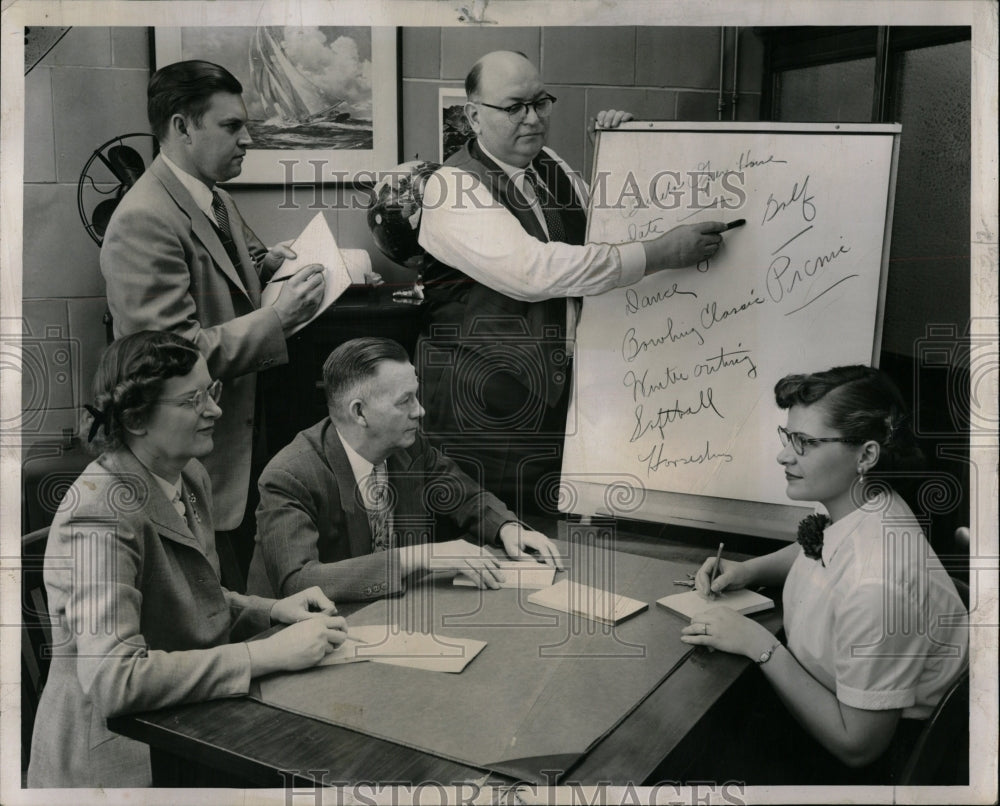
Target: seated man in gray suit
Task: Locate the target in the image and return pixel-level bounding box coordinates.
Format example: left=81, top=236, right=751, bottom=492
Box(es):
left=247, top=337, right=562, bottom=601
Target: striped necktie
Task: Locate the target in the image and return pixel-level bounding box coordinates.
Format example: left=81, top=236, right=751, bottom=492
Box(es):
left=211, top=190, right=243, bottom=270
left=366, top=463, right=392, bottom=552
left=525, top=167, right=566, bottom=243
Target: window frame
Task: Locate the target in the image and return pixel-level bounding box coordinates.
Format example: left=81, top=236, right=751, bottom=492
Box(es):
left=760, top=26, right=971, bottom=122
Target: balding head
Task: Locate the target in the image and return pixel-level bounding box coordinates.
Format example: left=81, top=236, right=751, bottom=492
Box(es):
left=464, top=50, right=551, bottom=167
left=466, top=51, right=534, bottom=99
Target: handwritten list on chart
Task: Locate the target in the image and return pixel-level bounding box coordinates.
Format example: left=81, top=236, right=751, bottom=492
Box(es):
left=566, top=128, right=894, bottom=506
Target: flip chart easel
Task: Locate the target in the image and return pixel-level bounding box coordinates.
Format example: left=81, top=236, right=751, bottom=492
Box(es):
left=562, top=122, right=901, bottom=539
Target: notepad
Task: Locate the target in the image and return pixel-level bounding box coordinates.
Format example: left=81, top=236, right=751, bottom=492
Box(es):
left=527, top=579, right=648, bottom=626
left=453, top=561, right=557, bottom=589
left=318, top=624, right=485, bottom=673
left=261, top=211, right=353, bottom=334
left=656, top=588, right=775, bottom=619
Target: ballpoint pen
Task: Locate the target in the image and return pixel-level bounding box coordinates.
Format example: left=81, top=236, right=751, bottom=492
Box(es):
left=708, top=542, right=724, bottom=598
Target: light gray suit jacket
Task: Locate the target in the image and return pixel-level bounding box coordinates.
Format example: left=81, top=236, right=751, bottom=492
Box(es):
left=100, top=155, right=288, bottom=529
left=27, top=450, right=274, bottom=788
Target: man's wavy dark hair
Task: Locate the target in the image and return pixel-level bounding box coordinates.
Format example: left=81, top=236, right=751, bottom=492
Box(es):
left=148, top=59, right=242, bottom=142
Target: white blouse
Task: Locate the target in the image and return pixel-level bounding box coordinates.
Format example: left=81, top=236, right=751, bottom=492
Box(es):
left=782, top=492, right=968, bottom=718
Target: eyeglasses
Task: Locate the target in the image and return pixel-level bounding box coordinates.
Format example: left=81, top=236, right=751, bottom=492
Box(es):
left=476, top=94, right=557, bottom=123
left=157, top=379, right=222, bottom=415
left=777, top=425, right=858, bottom=456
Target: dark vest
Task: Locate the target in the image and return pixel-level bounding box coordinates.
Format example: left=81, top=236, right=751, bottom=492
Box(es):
left=421, top=139, right=587, bottom=407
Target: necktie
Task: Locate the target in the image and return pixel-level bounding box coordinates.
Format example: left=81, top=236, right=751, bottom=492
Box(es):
left=524, top=168, right=566, bottom=243
left=526, top=167, right=576, bottom=357
left=211, top=191, right=243, bottom=270
left=367, top=463, right=392, bottom=552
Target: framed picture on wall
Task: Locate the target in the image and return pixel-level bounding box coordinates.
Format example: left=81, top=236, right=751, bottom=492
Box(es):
left=438, top=87, right=470, bottom=162
left=154, top=26, right=399, bottom=184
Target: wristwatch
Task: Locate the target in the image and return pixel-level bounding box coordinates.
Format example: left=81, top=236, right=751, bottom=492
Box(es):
left=757, top=641, right=782, bottom=665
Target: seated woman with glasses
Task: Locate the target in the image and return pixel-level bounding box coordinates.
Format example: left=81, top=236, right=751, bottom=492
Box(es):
left=28, top=331, right=349, bottom=788
left=679, top=365, right=968, bottom=784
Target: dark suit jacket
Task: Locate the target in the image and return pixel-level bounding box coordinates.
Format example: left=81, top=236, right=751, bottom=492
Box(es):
left=246, top=418, right=519, bottom=601
left=100, top=155, right=288, bottom=529
left=27, top=450, right=273, bottom=788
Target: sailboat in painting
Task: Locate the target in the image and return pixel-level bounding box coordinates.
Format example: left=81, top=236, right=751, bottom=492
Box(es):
left=246, top=26, right=373, bottom=150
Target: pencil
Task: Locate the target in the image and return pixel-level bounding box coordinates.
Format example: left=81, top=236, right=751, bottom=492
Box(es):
left=724, top=219, right=746, bottom=230
left=708, top=542, right=724, bottom=598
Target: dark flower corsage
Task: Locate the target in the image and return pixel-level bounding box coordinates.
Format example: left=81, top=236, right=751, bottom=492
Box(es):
left=796, top=513, right=831, bottom=566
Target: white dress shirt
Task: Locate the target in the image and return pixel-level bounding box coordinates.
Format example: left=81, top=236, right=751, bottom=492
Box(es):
left=478, top=141, right=555, bottom=236
left=336, top=430, right=393, bottom=532
left=418, top=145, right=646, bottom=305
left=161, top=153, right=215, bottom=221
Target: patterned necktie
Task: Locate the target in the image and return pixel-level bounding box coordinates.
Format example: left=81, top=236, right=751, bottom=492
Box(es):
left=367, top=463, right=392, bottom=552
left=525, top=168, right=566, bottom=242
left=210, top=191, right=243, bottom=270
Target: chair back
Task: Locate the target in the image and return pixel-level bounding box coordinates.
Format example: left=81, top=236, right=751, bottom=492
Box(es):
left=896, top=572, right=970, bottom=786
left=897, top=667, right=970, bottom=785
left=21, top=527, right=52, bottom=772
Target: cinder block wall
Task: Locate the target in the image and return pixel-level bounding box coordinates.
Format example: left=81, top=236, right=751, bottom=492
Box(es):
left=401, top=26, right=764, bottom=178
left=20, top=25, right=764, bottom=448
left=22, top=27, right=151, bottom=447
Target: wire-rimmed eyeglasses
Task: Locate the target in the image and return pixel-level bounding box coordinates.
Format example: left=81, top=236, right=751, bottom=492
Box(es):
left=157, top=379, right=223, bottom=415
left=777, top=425, right=859, bottom=456
left=476, top=94, right=557, bottom=123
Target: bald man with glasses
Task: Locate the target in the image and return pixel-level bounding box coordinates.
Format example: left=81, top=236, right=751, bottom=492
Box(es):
left=417, top=50, right=728, bottom=516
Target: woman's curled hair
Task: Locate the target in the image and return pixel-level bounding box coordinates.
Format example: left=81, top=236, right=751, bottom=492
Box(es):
left=774, top=364, right=924, bottom=475
left=85, top=331, right=201, bottom=452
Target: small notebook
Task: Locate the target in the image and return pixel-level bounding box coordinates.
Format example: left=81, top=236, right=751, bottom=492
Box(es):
left=656, top=588, right=775, bottom=619
left=318, top=625, right=485, bottom=673
left=453, top=560, right=557, bottom=589
left=527, top=579, right=648, bottom=626
left=260, top=211, right=353, bottom=334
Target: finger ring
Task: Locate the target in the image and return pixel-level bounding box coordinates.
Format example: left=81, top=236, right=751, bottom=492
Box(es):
left=703, top=624, right=708, bottom=635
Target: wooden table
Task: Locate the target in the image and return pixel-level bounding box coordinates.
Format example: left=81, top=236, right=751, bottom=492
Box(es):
left=108, top=528, right=782, bottom=788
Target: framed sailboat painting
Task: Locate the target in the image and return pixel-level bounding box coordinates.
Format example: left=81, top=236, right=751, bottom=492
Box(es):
left=154, top=26, right=399, bottom=184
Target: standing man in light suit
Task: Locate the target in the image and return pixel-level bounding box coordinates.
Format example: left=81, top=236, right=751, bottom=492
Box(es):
left=417, top=50, right=729, bottom=515
left=101, top=60, right=325, bottom=584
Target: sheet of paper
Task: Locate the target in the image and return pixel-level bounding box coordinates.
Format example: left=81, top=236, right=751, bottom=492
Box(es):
left=453, top=560, right=557, bottom=589
left=656, top=588, right=774, bottom=620
left=527, top=579, right=648, bottom=625
left=260, top=211, right=354, bottom=334
left=341, top=248, right=373, bottom=284
left=317, top=624, right=486, bottom=673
